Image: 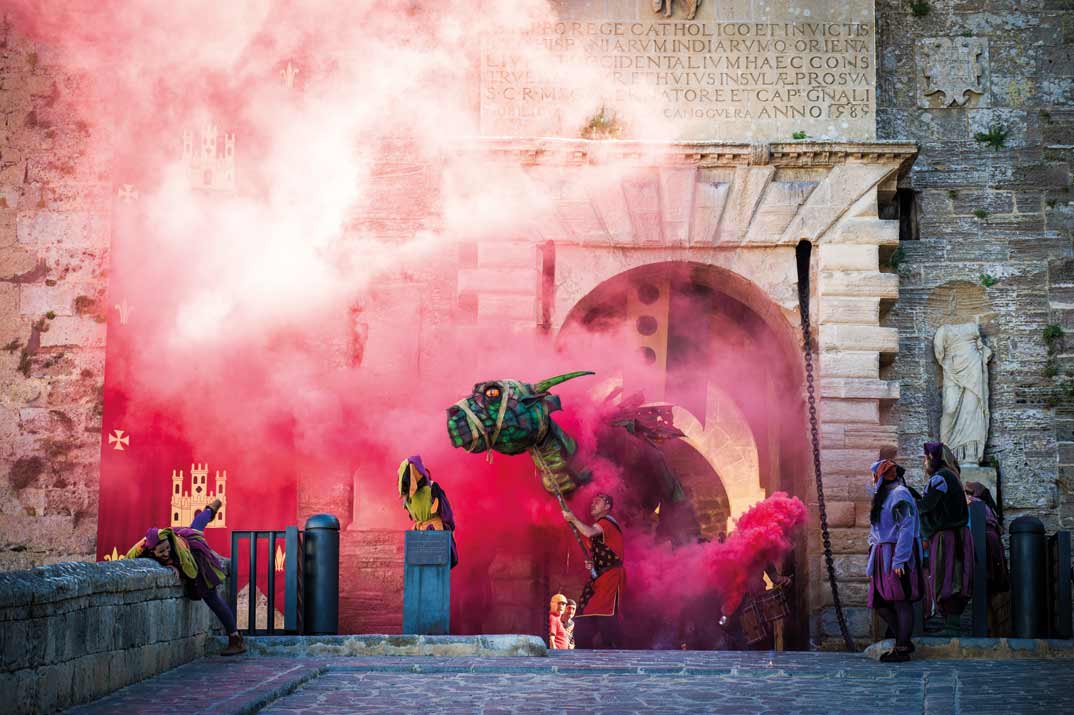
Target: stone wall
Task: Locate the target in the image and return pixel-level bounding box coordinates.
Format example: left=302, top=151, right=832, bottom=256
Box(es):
left=814, top=0, right=1074, bottom=646
left=876, top=1, right=1073, bottom=521
left=0, top=559, right=225, bottom=715
left=0, top=17, right=110, bottom=570
left=1, top=0, right=1072, bottom=652
left=804, top=0, right=1074, bottom=647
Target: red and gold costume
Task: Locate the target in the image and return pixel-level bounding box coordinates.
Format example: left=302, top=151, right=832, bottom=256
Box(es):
left=577, top=515, right=625, bottom=617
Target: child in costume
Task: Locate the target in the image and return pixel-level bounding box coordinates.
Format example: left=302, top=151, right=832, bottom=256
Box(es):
left=549, top=593, right=569, bottom=649
left=562, top=599, right=577, bottom=649
left=126, top=499, right=245, bottom=656
left=398, top=455, right=458, bottom=568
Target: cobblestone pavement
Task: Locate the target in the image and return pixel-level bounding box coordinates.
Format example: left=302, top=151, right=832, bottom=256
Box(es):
left=67, top=650, right=1074, bottom=715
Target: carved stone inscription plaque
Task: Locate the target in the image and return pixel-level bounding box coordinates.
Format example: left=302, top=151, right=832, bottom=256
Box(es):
left=480, top=0, right=876, bottom=141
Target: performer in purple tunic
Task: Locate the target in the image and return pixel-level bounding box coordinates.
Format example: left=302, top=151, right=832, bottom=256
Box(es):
left=867, top=459, right=924, bottom=662
left=965, top=481, right=1010, bottom=632
left=965, top=481, right=1009, bottom=595
left=918, top=441, right=974, bottom=633
left=127, top=499, right=245, bottom=655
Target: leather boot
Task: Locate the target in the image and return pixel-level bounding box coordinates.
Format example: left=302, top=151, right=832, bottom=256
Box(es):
left=221, top=633, right=246, bottom=656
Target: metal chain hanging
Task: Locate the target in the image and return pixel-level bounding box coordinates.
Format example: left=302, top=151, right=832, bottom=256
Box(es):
left=798, top=254, right=856, bottom=652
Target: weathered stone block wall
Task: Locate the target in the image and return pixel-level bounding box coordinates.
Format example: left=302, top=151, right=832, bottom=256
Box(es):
left=788, top=0, right=1074, bottom=647
left=0, top=559, right=224, bottom=715
left=339, top=529, right=404, bottom=634
left=0, top=17, right=110, bottom=570
left=876, top=0, right=1073, bottom=524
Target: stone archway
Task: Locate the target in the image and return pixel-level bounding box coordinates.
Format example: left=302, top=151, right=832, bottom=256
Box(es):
left=670, top=384, right=762, bottom=536
left=557, top=260, right=809, bottom=498
left=556, top=259, right=813, bottom=647
left=449, top=139, right=915, bottom=646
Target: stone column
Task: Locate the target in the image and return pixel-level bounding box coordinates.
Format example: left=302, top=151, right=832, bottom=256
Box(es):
left=813, top=175, right=902, bottom=643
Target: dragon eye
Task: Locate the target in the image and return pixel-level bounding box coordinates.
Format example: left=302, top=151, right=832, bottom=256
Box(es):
left=484, top=386, right=501, bottom=400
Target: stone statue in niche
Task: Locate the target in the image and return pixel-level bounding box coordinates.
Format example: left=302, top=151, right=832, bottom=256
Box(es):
left=652, top=0, right=700, bottom=20
left=934, top=322, right=992, bottom=465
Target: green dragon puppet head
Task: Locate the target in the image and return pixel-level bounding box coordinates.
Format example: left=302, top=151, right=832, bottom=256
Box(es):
left=446, top=371, right=593, bottom=455
left=446, top=371, right=594, bottom=493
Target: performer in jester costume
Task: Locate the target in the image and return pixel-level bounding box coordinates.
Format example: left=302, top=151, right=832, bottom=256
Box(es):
left=398, top=455, right=458, bottom=568
left=562, top=492, right=626, bottom=649
left=126, top=499, right=245, bottom=656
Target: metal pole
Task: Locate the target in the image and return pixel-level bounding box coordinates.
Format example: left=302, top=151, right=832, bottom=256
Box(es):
left=266, top=531, right=277, bottom=635
left=248, top=534, right=257, bottom=633
left=284, top=526, right=301, bottom=633
left=303, top=513, right=340, bottom=635
left=228, top=531, right=239, bottom=630
left=532, top=451, right=596, bottom=579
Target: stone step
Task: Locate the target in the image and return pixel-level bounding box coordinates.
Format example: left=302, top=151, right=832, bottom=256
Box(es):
left=820, top=378, right=900, bottom=400
left=819, top=324, right=899, bottom=353
left=219, top=634, right=547, bottom=658
left=818, top=245, right=878, bottom=272
left=818, top=270, right=899, bottom=299
left=864, top=637, right=1074, bottom=661
left=828, top=217, right=900, bottom=246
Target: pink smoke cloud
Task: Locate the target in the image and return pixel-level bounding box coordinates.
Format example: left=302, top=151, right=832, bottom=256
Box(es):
left=6, top=1, right=813, bottom=644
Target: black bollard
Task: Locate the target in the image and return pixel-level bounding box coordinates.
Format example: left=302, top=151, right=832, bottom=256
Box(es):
left=303, top=513, right=340, bottom=635
left=1009, top=516, right=1046, bottom=638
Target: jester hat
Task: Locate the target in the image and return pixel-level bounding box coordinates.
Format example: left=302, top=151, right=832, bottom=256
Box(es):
left=397, top=455, right=431, bottom=498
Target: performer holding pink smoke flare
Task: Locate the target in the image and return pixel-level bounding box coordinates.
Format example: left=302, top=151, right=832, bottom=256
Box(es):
left=563, top=493, right=626, bottom=649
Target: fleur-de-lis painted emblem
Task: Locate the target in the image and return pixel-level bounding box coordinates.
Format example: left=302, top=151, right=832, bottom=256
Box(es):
left=117, top=184, right=139, bottom=203
left=275, top=543, right=286, bottom=572
left=108, top=429, right=130, bottom=451
left=103, top=547, right=123, bottom=561
left=114, top=299, right=132, bottom=325
left=281, top=61, right=300, bottom=89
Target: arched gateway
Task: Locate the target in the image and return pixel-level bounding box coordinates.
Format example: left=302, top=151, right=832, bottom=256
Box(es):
left=460, top=139, right=917, bottom=646
left=558, top=261, right=814, bottom=647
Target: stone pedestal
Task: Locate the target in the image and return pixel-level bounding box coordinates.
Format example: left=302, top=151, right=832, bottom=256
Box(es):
left=960, top=466, right=998, bottom=495
left=402, top=531, right=452, bottom=635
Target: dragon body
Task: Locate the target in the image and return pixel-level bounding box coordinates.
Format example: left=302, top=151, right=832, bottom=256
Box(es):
left=446, top=374, right=691, bottom=531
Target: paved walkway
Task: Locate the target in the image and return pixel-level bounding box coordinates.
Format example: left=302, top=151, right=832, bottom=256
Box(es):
left=67, top=650, right=1074, bottom=714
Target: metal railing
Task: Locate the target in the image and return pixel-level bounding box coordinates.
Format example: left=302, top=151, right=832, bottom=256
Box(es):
left=228, top=526, right=303, bottom=635
left=1048, top=531, right=1072, bottom=639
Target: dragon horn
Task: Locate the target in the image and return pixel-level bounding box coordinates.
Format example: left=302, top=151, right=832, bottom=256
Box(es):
left=533, top=371, right=595, bottom=393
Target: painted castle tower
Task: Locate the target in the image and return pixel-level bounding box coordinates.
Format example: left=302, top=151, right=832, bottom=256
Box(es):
left=170, top=463, right=227, bottom=528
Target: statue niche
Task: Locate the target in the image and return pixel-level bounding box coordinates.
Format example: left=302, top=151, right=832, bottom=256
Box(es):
left=934, top=322, right=992, bottom=465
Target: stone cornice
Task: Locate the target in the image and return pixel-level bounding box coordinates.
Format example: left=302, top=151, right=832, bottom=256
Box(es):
left=457, top=137, right=918, bottom=171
